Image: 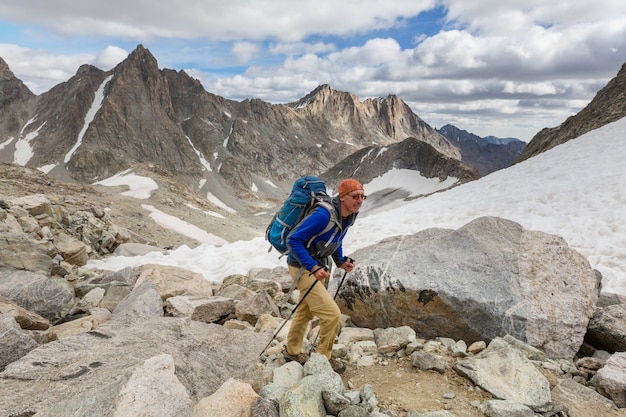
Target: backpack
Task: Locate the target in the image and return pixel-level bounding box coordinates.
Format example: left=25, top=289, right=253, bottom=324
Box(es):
left=266, top=175, right=337, bottom=256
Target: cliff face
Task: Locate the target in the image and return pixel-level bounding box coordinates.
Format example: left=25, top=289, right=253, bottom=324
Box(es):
left=2, top=44, right=624, bottom=208
left=0, top=45, right=464, bottom=210
left=515, top=62, right=626, bottom=164
left=437, top=124, right=526, bottom=176
left=290, top=84, right=460, bottom=160
left=0, top=57, right=36, bottom=136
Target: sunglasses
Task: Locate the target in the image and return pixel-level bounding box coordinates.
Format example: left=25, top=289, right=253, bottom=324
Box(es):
left=347, top=193, right=367, bottom=200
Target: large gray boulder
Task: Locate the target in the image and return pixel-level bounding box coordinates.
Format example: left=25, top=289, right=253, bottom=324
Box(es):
left=551, top=377, right=625, bottom=417
left=0, top=269, right=74, bottom=322
left=0, top=231, right=53, bottom=273
left=585, top=303, right=626, bottom=352
left=115, top=353, right=194, bottom=417
left=455, top=337, right=552, bottom=412
left=337, top=216, right=599, bottom=359
left=135, top=264, right=215, bottom=300
left=0, top=314, right=38, bottom=371
left=594, top=352, right=626, bottom=408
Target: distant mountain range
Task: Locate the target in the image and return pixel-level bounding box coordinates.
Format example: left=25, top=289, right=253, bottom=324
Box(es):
left=0, top=45, right=466, bottom=214
left=1, top=44, right=624, bottom=216
left=437, top=125, right=526, bottom=176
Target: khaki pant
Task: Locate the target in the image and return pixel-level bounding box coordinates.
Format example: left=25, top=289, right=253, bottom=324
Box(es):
left=286, top=265, right=341, bottom=359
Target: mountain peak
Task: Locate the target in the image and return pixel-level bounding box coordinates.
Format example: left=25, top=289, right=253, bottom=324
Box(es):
left=76, top=64, right=104, bottom=77
left=313, top=83, right=333, bottom=94
left=128, top=44, right=152, bottom=60
left=111, top=44, right=159, bottom=77
left=437, top=124, right=525, bottom=176
left=291, top=84, right=357, bottom=109
left=0, top=56, right=16, bottom=81
left=0, top=56, right=35, bottom=106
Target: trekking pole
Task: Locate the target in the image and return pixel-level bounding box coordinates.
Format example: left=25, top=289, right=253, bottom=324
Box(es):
left=259, top=268, right=325, bottom=357
left=332, top=269, right=350, bottom=299
left=330, top=257, right=353, bottom=301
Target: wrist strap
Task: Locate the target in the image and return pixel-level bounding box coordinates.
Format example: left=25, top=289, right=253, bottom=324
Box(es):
left=311, top=265, right=325, bottom=274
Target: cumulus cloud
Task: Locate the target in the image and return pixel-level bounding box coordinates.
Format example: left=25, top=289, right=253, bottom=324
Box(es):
left=268, top=41, right=336, bottom=56
left=0, top=0, right=434, bottom=41
left=231, top=42, right=261, bottom=64
left=0, top=44, right=91, bottom=94
left=92, top=46, right=129, bottom=70
left=0, top=44, right=129, bottom=93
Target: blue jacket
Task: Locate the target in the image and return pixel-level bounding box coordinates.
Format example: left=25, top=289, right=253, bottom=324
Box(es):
left=286, top=197, right=356, bottom=271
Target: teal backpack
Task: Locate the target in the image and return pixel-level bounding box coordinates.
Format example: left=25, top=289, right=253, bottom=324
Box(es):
left=265, top=175, right=337, bottom=255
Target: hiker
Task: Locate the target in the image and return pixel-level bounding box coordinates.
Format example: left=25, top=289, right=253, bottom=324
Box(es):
left=283, top=178, right=365, bottom=373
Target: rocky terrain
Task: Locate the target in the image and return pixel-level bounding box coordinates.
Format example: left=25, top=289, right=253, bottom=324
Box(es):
left=1, top=162, right=626, bottom=417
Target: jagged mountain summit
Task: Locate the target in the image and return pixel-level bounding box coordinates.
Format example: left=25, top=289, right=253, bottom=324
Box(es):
left=0, top=44, right=463, bottom=215
left=0, top=57, right=35, bottom=137
left=288, top=84, right=459, bottom=159
left=437, top=124, right=526, bottom=176
left=515, top=62, right=626, bottom=163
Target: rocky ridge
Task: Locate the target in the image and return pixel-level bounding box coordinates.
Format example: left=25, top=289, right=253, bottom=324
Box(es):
left=515, top=62, right=626, bottom=164
left=323, top=137, right=480, bottom=191
left=0, top=57, right=35, bottom=144
left=437, top=124, right=526, bottom=176
left=1, top=170, right=625, bottom=416
left=0, top=45, right=465, bottom=213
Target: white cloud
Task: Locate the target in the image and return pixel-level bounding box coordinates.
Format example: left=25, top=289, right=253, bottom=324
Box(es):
left=269, top=41, right=336, bottom=56
left=92, top=46, right=129, bottom=70
left=0, top=44, right=91, bottom=93
left=231, top=42, right=261, bottom=64
left=0, top=1, right=434, bottom=41
left=502, top=81, right=559, bottom=96
left=0, top=44, right=128, bottom=94
left=335, top=38, right=403, bottom=66
left=1, top=0, right=625, bottom=140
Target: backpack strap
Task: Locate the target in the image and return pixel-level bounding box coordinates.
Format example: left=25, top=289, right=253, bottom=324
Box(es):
left=304, top=200, right=340, bottom=250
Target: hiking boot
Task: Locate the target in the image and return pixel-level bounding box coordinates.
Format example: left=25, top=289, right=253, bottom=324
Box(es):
left=283, top=350, right=309, bottom=365
left=330, top=358, right=346, bottom=374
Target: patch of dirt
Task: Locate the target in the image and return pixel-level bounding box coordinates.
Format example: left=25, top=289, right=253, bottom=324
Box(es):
left=342, top=355, right=493, bottom=417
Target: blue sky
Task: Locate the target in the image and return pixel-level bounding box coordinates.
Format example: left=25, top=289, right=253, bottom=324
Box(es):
left=1, top=1, right=625, bottom=142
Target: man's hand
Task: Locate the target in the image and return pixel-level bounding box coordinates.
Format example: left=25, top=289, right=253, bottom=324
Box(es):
left=340, top=258, right=356, bottom=272
left=311, top=265, right=330, bottom=280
